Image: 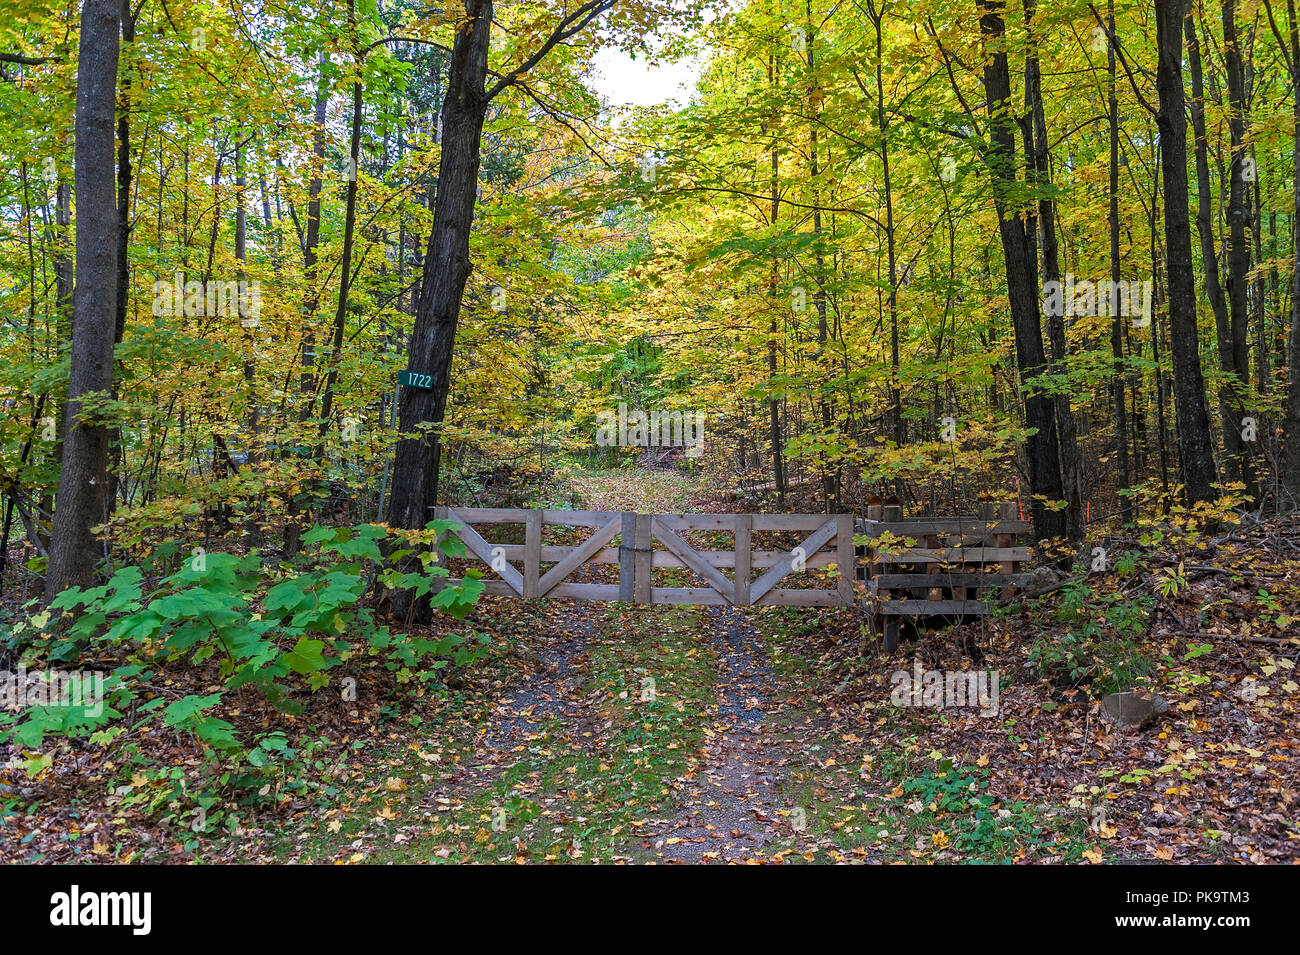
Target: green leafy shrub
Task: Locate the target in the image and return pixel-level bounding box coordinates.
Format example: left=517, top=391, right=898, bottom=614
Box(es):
left=0, top=520, right=484, bottom=812
left=1029, top=581, right=1154, bottom=695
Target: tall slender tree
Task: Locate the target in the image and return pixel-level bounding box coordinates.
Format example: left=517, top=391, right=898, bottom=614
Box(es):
left=1154, top=0, right=1218, bottom=505
left=386, top=0, right=616, bottom=619
left=977, top=0, right=1066, bottom=542
left=45, top=0, right=122, bottom=601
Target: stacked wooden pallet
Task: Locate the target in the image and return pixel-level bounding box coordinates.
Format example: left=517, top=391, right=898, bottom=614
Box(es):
left=857, top=502, right=1033, bottom=651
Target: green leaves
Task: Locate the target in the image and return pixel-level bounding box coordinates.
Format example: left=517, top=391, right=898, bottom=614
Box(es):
left=284, top=636, right=327, bottom=675
left=7, top=520, right=486, bottom=822
left=13, top=522, right=485, bottom=771
left=164, top=692, right=222, bottom=726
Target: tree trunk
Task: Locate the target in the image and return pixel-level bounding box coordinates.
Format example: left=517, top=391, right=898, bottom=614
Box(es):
left=805, top=10, right=836, bottom=512
left=868, top=0, right=904, bottom=452
left=1222, top=0, right=1255, bottom=498
left=318, top=69, right=363, bottom=437
left=106, top=0, right=134, bottom=515
left=1155, top=0, right=1219, bottom=505
left=1106, top=0, right=1133, bottom=522
left=1284, top=0, right=1300, bottom=500
left=1026, top=0, right=1083, bottom=541
left=283, top=55, right=329, bottom=557
left=45, top=0, right=121, bottom=602
left=1186, top=13, right=1241, bottom=489
left=318, top=1, right=364, bottom=437
left=766, top=51, right=786, bottom=507
left=979, top=0, right=1067, bottom=543
left=385, top=0, right=493, bottom=621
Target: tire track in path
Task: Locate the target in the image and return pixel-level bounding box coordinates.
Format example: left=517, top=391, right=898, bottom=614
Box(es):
left=642, top=606, right=806, bottom=863
left=430, top=598, right=596, bottom=803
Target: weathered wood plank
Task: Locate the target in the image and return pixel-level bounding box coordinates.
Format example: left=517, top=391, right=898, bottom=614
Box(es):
left=548, top=582, right=622, bottom=602
left=537, top=515, right=622, bottom=597
left=734, top=514, right=752, bottom=607
left=753, top=513, right=851, bottom=532
left=652, top=512, right=845, bottom=533
left=877, top=599, right=989, bottom=615
left=651, top=518, right=736, bottom=603
left=649, top=587, right=728, bottom=605
left=926, top=531, right=943, bottom=601
left=447, top=508, right=524, bottom=595
left=524, top=510, right=542, bottom=599
left=858, top=519, right=1031, bottom=535
left=480, top=543, right=838, bottom=569
left=885, top=546, right=1030, bottom=563
left=871, top=573, right=1033, bottom=589
left=837, top=514, right=854, bottom=603
left=998, top=501, right=1019, bottom=580
left=618, top=512, right=635, bottom=602
left=654, top=514, right=738, bottom=532
left=649, top=586, right=848, bottom=607
left=749, top=517, right=839, bottom=605
left=435, top=579, right=623, bottom=603
left=756, top=587, right=849, bottom=607
left=634, top=513, right=652, bottom=604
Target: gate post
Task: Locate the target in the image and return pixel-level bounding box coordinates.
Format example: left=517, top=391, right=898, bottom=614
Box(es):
left=734, top=514, right=752, bottom=606
left=836, top=514, right=854, bottom=605
left=633, top=513, right=653, bottom=604
left=618, top=512, right=635, bottom=602
left=524, top=510, right=542, bottom=599
left=881, top=502, right=902, bottom=652
left=998, top=501, right=1019, bottom=596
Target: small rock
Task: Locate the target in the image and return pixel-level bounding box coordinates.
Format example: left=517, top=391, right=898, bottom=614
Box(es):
left=1101, top=689, right=1169, bottom=730
left=1028, top=566, right=1064, bottom=590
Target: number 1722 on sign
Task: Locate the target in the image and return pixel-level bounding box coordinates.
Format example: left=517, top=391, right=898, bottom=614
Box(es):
left=399, top=370, right=433, bottom=389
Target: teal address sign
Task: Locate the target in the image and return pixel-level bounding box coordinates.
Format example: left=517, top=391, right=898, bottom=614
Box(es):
left=398, top=370, right=433, bottom=389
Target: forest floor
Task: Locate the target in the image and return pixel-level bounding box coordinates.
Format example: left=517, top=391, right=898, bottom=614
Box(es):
left=3, top=469, right=1299, bottom=863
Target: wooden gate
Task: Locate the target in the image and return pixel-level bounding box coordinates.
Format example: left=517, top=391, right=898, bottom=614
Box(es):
left=431, top=507, right=856, bottom=608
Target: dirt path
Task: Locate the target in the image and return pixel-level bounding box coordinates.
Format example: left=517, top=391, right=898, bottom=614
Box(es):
left=641, top=606, right=802, bottom=863
left=431, top=601, right=596, bottom=800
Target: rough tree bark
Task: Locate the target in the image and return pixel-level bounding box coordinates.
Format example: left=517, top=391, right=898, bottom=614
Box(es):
left=979, top=0, right=1067, bottom=543
left=384, top=0, right=615, bottom=621
left=1106, top=0, right=1133, bottom=522
left=385, top=0, right=493, bottom=625
left=1185, top=13, right=1241, bottom=488
left=282, top=55, right=329, bottom=557
left=1155, top=0, right=1219, bottom=505
left=1271, top=0, right=1300, bottom=502
left=1221, top=0, right=1255, bottom=498
left=1026, top=0, right=1083, bottom=542
left=45, top=0, right=121, bottom=602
